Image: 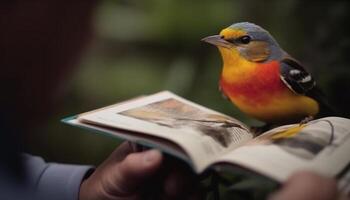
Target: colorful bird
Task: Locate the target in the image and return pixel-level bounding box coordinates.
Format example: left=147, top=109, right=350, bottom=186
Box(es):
left=202, top=22, right=335, bottom=127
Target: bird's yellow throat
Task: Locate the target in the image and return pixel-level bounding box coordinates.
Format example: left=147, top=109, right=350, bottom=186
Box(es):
left=218, top=46, right=257, bottom=84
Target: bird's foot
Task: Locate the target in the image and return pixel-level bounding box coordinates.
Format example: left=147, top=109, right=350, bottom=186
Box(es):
left=299, top=116, right=314, bottom=126
left=250, top=124, right=272, bottom=136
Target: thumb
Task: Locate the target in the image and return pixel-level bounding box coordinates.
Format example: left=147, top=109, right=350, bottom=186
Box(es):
left=111, top=149, right=163, bottom=195
left=269, top=171, right=337, bottom=200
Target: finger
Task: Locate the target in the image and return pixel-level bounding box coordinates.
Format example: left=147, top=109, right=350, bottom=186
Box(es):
left=110, top=149, right=163, bottom=195
left=96, top=142, right=134, bottom=171
left=110, top=142, right=135, bottom=162
left=269, top=171, right=337, bottom=200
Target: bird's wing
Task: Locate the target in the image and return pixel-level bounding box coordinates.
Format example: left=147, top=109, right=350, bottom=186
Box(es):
left=279, top=58, right=316, bottom=95
left=279, top=58, right=336, bottom=116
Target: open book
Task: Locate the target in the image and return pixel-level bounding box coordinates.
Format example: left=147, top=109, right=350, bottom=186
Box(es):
left=63, top=91, right=350, bottom=190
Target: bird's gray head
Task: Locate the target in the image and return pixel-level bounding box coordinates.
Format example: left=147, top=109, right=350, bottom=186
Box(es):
left=202, top=22, right=286, bottom=62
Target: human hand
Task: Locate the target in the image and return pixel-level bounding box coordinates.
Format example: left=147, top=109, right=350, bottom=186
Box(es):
left=269, top=171, right=348, bottom=200
left=79, top=142, right=201, bottom=200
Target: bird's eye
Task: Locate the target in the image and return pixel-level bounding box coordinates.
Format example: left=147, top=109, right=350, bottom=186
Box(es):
left=238, top=35, right=251, bottom=44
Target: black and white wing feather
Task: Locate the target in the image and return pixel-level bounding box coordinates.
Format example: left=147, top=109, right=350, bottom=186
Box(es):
left=279, top=58, right=316, bottom=95
left=279, top=58, right=335, bottom=117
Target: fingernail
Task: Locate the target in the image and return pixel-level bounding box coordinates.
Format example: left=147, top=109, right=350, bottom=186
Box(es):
left=143, top=149, right=161, bottom=165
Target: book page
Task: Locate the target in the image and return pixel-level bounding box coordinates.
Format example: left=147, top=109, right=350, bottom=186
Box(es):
left=77, top=91, right=253, bottom=173
left=216, top=117, right=350, bottom=182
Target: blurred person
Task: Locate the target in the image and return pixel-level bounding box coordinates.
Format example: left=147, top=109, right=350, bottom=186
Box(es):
left=0, top=1, right=199, bottom=200
left=0, top=1, right=344, bottom=200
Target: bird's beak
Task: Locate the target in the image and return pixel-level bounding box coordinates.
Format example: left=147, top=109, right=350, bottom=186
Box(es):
left=201, top=35, right=232, bottom=48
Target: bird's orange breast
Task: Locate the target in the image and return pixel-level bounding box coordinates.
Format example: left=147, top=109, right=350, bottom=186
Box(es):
left=220, top=61, right=319, bottom=123
left=220, top=61, right=285, bottom=105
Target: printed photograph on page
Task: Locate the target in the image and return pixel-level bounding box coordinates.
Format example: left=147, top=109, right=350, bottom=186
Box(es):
left=119, top=97, right=249, bottom=148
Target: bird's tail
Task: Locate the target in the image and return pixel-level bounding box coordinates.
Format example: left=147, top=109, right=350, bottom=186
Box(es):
left=309, top=87, right=338, bottom=118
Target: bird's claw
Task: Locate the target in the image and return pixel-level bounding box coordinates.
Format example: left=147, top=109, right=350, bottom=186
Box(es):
left=299, top=116, right=314, bottom=126
left=250, top=124, right=272, bottom=136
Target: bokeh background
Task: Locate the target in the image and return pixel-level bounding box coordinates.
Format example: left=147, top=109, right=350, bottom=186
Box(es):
left=26, top=0, right=350, bottom=173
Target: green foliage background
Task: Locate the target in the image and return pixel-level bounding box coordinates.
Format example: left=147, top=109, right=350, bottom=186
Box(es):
left=25, top=0, right=350, bottom=199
